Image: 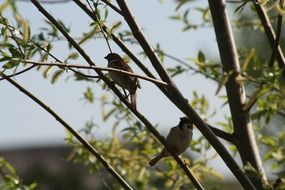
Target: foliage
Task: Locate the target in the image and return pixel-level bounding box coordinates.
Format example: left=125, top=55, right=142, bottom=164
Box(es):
left=0, top=157, right=36, bottom=190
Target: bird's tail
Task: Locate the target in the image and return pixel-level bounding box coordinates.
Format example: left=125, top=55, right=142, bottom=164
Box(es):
left=130, top=91, right=137, bottom=110
left=149, top=153, right=163, bottom=166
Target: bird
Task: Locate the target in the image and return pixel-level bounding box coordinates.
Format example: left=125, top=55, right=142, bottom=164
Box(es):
left=149, top=117, right=193, bottom=166
left=104, top=53, right=141, bottom=109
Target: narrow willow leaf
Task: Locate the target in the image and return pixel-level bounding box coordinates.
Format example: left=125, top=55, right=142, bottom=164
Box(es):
left=2, top=59, right=19, bottom=69
left=51, top=69, right=64, bottom=84
left=110, top=21, right=122, bottom=33
left=22, top=20, right=30, bottom=45
left=242, top=48, right=255, bottom=72
left=66, top=52, right=79, bottom=60
left=103, top=107, right=116, bottom=121
left=84, top=87, right=94, bottom=103
left=42, top=65, right=53, bottom=78
left=215, top=73, right=230, bottom=95
left=243, top=86, right=270, bottom=111
left=78, top=30, right=97, bottom=45
left=198, top=50, right=205, bottom=62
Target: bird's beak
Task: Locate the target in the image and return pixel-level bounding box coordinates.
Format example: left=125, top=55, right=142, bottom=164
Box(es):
left=104, top=55, right=107, bottom=59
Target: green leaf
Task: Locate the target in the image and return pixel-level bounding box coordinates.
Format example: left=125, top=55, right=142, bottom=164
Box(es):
left=169, top=14, right=181, bottom=20
left=66, top=52, right=79, bottom=60
left=110, top=21, right=122, bottom=33
left=84, top=87, right=94, bottom=103
left=242, top=48, right=255, bottom=72
left=198, top=50, right=205, bottom=62
left=42, top=65, right=53, bottom=78
left=51, top=69, right=64, bottom=84
left=2, top=59, right=19, bottom=69
left=103, top=107, right=116, bottom=121
left=22, top=20, right=30, bottom=45
left=78, top=28, right=98, bottom=45
left=215, top=73, right=230, bottom=95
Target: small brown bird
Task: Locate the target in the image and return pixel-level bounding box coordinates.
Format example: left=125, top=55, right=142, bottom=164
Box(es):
left=104, top=53, right=141, bottom=109
left=149, top=117, right=193, bottom=166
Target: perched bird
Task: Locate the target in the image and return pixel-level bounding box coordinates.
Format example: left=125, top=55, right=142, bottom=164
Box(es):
left=104, top=53, right=141, bottom=109
left=149, top=117, right=193, bottom=166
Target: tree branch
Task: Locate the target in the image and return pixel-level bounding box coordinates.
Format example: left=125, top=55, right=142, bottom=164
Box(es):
left=207, top=124, right=237, bottom=144
left=252, top=0, right=285, bottom=68
left=16, top=59, right=168, bottom=86
left=268, top=14, right=283, bottom=67
left=208, top=0, right=267, bottom=188
left=0, top=71, right=134, bottom=190
left=0, top=65, right=35, bottom=81
left=30, top=1, right=203, bottom=189
left=116, top=0, right=172, bottom=83
left=116, top=0, right=256, bottom=189
left=101, top=0, right=122, bottom=15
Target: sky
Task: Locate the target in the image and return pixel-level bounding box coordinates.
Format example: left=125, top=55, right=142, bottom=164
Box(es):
left=0, top=0, right=238, bottom=181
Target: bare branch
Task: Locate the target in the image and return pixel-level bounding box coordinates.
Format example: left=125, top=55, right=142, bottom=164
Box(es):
left=101, top=0, right=122, bottom=15
left=209, top=0, right=266, bottom=188
left=85, top=0, right=112, bottom=53
left=0, top=65, right=35, bottom=81
left=207, top=124, right=237, bottom=144
left=252, top=0, right=285, bottom=68
left=17, top=59, right=168, bottom=86
left=0, top=71, right=134, bottom=190
left=269, top=14, right=283, bottom=67
left=116, top=0, right=256, bottom=189
left=16, top=0, right=72, bottom=4
left=116, top=0, right=172, bottom=83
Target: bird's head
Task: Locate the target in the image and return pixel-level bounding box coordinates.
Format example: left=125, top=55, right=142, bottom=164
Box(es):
left=178, top=117, right=193, bottom=130
left=104, top=53, right=121, bottom=61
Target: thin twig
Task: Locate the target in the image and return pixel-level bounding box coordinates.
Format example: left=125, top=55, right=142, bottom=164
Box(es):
left=0, top=15, right=24, bottom=58
left=0, top=65, right=35, bottom=81
left=207, top=124, right=237, bottom=144
left=252, top=0, right=285, bottom=68
left=101, top=0, right=122, bottom=15
left=15, top=0, right=72, bottom=3
left=16, top=59, right=168, bottom=86
left=268, top=14, right=283, bottom=67
left=85, top=0, right=112, bottom=52
left=0, top=71, right=133, bottom=190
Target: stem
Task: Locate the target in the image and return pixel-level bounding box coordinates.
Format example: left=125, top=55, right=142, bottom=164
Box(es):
left=16, top=59, right=168, bottom=86
left=269, top=14, right=283, bottom=67
left=117, top=0, right=256, bottom=189
left=0, top=71, right=133, bottom=190
left=252, top=0, right=285, bottom=68
left=0, top=65, right=35, bottom=81
left=209, top=0, right=267, bottom=188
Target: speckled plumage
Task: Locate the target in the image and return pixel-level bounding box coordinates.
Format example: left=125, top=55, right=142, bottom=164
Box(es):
left=104, top=53, right=141, bottom=109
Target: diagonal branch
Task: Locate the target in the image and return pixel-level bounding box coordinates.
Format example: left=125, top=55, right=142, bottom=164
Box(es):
left=0, top=71, right=134, bottom=190
left=116, top=0, right=172, bottom=83
left=252, top=0, right=285, bottom=68
left=207, top=124, right=237, bottom=145
left=0, top=65, right=35, bottom=81
left=116, top=0, right=256, bottom=189
left=268, top=14, right=283, bottom=67
left=209, top=0, right=267, bottom=188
